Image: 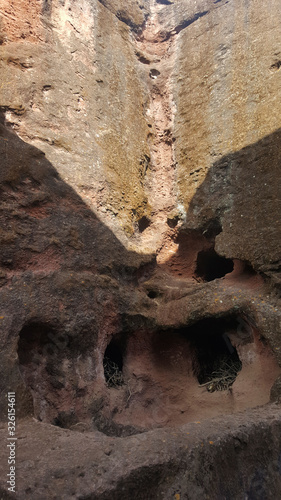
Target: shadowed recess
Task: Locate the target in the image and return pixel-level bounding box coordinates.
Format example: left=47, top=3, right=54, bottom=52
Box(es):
left=185, top=315, right=243, bottom=389
left=195, top=248, right=234, bottom=282
left=18, top=322, right=57, bottom=365
left=103, top=337, right=125, bottom=387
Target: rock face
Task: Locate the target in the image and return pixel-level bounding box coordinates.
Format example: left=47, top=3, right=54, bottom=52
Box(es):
left=0, top=0, right=151, bottom=236
left=1, top=0, right=281, bottom=498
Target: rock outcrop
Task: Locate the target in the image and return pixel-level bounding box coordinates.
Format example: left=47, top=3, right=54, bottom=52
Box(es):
left=1, top=0, right=281, bottom=498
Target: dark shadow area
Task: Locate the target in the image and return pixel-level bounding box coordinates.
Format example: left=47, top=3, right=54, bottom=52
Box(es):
left=149, top=68, right=161, bottom=79
left=167, top=128, right=281, bottom=285
left=18, top=322, right=57, bottom=366
left=156, top=0, right=173, bottom=5
left=195, top=248, right=234, bottom=281
left=52, top=410, right=77, bottom=429
left=138, top=215, right=151, bottom=233
left=0, top=109, right=155, bottom=426
left=149, top=313, right=247, bottom=391
left=0, top=110, right=155, bottom=281
left=17, top=321, right=69, bottom=384
left=242, top=262, right=257, bottom=276
left=17, top=321, right=76, bottom=425
left=96, top=0, right=149, bottom=34
left=103, top=337, right=125, bottom=388
left=173, top=10, right=209, bottom=36
left=167, top=214, right=179, bottom=228
left=183, top=315, right=244, bottom=390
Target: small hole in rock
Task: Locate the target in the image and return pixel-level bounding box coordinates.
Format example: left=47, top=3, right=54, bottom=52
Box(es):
left=147, top=290, right=158, bottom=299
left=149, top=69, right=160, bottom=79
left=195, top=248, right=234, bottom=281
left=167, top=215, right=179, bottom=228
left=138, top=216, right=150, bottom=233
left=270, top=61, right=281, bottom=71
left=103, top=338, right=124, bottom=388
left=136, top=52, right=151, bottom=64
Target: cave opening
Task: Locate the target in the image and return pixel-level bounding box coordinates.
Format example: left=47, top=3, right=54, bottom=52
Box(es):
left=186, top=316, right=242, bottom=391
left=103, top=337, right=125, bottom=388
left=195, top=247, right=234, bottom=281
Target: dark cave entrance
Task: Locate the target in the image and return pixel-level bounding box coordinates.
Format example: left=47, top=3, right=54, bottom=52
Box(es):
left=185, top=316, right=242, bottom=391
left=195, top=248, right=234, bottom=281
left=103, top=337, right=125, bottom=388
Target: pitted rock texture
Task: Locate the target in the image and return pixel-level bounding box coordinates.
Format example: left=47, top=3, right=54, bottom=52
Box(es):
left=1, top=405, right=281, bottom=499
left=1, top=0, right=281, bottom=498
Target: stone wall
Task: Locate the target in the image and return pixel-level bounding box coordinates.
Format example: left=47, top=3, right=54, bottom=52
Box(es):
left=1, top=1, right=281, bottom=498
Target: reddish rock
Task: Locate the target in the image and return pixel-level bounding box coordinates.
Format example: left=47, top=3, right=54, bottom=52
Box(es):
left=0, top=0, right=281, bottom=498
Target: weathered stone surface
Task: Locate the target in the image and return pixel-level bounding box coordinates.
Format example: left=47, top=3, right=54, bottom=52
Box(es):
left=0, top=114, right=156, bottom=427
left=1, top=405, right=281, bottom=499
left=173, top=0, right=281, bottom=277
left=97, top=0, right=149, bottom=30
left=1, top=0, right=281, bottom=498
left=0, top=0, right=151, bottom=235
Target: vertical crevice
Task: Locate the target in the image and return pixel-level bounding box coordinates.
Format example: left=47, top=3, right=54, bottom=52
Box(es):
left=133, top=0, right=178, bottom=251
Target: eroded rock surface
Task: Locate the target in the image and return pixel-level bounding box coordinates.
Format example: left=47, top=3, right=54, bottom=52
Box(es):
left=1, top=0, right=281, bottom=498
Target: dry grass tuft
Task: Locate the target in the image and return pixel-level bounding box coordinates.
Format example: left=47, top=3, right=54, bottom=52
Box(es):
left=103, top=356, right=124, bottom=388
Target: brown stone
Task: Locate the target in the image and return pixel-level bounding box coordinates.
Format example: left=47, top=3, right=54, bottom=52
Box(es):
left=0, top=0, right=281, bottom=498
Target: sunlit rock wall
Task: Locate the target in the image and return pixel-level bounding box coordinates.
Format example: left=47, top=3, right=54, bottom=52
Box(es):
left=0, top=0, right=151, bottom=235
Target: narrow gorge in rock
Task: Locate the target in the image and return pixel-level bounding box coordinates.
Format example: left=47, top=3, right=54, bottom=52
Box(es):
left=1, top=0, right=281, bottom=498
